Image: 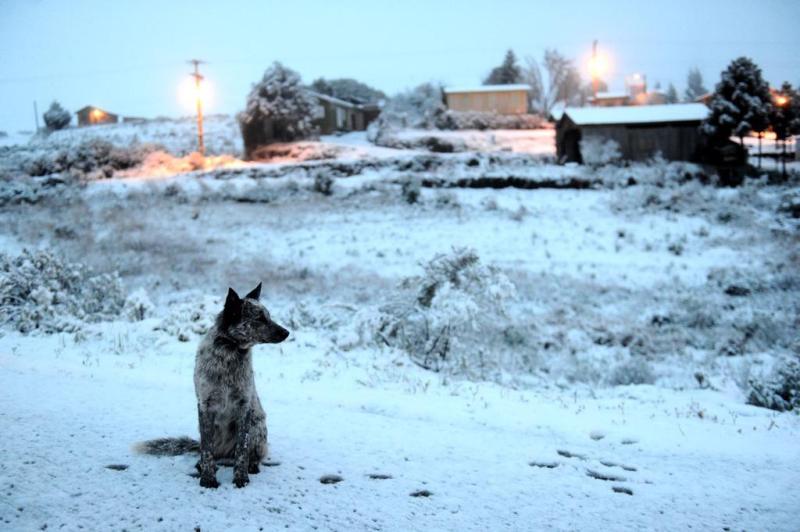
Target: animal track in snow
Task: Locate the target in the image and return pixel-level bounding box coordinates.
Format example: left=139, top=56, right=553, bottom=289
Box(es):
left=105, top=464, right=129, bottom=471
left=556, top=449, right=587, bottom=460
left=410, top=489, right=432, bottom=497
left=586, top=469, right=627, bottom=482
left=612, top=486, right=634, bottom=495
left=528, top=461, right=559, bottom=469
left=319, top=474, right=344, bottom=485
left=367, top=473, right=393, bottom=480
left=599, top=460, right=637, bottom=472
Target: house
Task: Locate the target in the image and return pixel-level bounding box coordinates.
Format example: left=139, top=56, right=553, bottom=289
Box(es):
left=76, top=106, right=119, bottom=126
left=556, top=103, right=709, bottom=163
left=588, top=91, right=630, bottom=107
left=310, top=92, right=380, bottom=134
left=443, top=84, right=530, bottom=115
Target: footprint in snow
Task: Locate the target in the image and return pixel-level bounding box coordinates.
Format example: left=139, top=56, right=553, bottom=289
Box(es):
left=621, top=438, right=638, bottom=445
left=589, top=430, right=606, bottom=441
left=612, top=486, right=634, bottom=496
left=556, top=449, right=588, bottom=460
left=367, top=473, right=393, bottom=480
left=599, top=460, right=637, bottom=472
left=586, top=469, right=627, bottom=482
left=410, top=489, right=432, bottom=497
left=528, top=461, right=559, bottom=469
left=319, top=474, right=344, bottom=485
left=105, top=464, right=129, bottom=471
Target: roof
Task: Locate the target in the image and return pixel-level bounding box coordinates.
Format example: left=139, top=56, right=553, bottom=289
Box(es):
left=444, top=84, right=530, bottom=94
left=76, top=105, right=115, bottom=114
left=308, top=91, right=381, bottom=110
left=590, top=91, right=629, bottom=100
left=563, top=103, right=708, bottom=126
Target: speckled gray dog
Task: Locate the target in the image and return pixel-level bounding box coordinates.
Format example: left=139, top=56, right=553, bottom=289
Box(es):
left=135, top=283, right=289, bottom=489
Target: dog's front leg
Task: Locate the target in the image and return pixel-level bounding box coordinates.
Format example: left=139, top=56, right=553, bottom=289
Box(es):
left=233, top=407, right=253, bottom=488
left=198, top=406, right=219, bottom=489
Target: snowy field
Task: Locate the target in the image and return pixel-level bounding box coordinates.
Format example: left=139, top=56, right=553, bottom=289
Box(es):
left=1, top=120, right=799, bottom=531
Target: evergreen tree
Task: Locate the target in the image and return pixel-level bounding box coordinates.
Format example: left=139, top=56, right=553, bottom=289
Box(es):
left=484, top=49, right=523, bottom=85
left=665, top=83, right=679, bottom=104
left=238, top=62, right=318, bottom=150
left=700, top=57, right=772, bottom=146
left=684, top=67, right=708, bottom=101
left=770, top=82, right=800, bottom=141
left=43, top=101, right=71, bottom=131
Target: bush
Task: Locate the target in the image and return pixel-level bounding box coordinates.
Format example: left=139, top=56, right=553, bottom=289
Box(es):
left=434, top=111, right=544, bottom=131
left=401, top=177, right=421, bottom=204
left=25, top=139, right=161, bottom=178
left=374, top=248, right=517, bottom=377
left=43, top=101, right=71, bottom=131
left=747, top=358, right=800, bottom=412
left=312, top=172, right=334, bottom=196
left=580, top=136, right=621, bottom=166
left=608, top=357, right=656, bottom=386
left=0, top=249, right=125, bottom=333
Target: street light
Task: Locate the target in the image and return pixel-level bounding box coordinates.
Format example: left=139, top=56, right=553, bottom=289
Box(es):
left=588, top=40, right=609, bottom=100
left=179, top=59, right=209, bottom=155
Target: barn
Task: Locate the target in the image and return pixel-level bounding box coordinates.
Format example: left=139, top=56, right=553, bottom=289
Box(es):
left=76, top=106, right=119, bottom=126
left=556, top=103, right=709, bottom=163
left=444, top=84, right=529, bottom=115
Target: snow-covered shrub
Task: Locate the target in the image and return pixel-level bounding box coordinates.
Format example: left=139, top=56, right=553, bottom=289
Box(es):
left=0, top=249, right=125, bottom=333
left=123, top=288, right=155, bottom=321
left=374, top=248, right=517, bottom=378
left=747, top=357, right=800, bottom=412
left=401, top=177, right=421, bottom=204
left=368, top=83, right=445, bottom=143
left=580, top=136, right=621, bottom=166
left=43, top=101, right=71, bottom=131
left=434, top=111, right=544, bottom=131
left=312, top=173, right=334, bottom=196
left=238, top=62, right=318, bottom=157
left=26, top=139, right=161, bottom=178
left=608, top=357, right=656, bottom=386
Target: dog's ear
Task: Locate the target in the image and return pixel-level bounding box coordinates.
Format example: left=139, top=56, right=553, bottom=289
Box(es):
left=222, top=287, right=243, bottom=327
left=245, top=282, right=262, bottom=301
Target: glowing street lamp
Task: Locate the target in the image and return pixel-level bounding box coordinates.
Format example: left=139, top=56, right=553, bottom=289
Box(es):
left=180, top=59, right=209, bottom=155
left=588, top=40, right=609, bottom=99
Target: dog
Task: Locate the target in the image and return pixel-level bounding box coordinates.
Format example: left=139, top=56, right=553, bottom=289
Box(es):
left=135, top=283, right=290, bottom=488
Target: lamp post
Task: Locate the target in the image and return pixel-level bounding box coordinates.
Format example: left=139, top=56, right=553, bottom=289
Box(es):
left=188, top=59, right=206, bottom=155
left=776, top=94, right=789, bottom=178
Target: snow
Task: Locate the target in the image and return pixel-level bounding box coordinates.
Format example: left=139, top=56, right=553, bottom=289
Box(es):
left=444, top=84, right=531, bottom=94
left=564, top=104, right=709, bottom=126
left=1, top=118, right=799, bottom=530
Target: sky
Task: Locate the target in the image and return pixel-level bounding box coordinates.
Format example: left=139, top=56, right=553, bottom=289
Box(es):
left=1, top=0, right=799, bottom=132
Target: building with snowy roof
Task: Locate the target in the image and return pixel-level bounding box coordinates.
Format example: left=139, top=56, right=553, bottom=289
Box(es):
left=556, top=103, right=709, bottom=163
left=76, top=105, right=119, bottom=127
left=309, top=92, right=380, bottom=135
left=444, top=84, right=530, bottom=115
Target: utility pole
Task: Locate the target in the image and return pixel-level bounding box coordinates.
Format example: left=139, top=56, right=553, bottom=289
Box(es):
left=591, top=40, right=599, bottom=100
left=188, top=59, right=206, bottom=155
left=33, top=101, right=40, bottom=133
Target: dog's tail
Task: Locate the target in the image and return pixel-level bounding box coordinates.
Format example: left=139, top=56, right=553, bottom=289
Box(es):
left=133, top=436, right=199, bottom=456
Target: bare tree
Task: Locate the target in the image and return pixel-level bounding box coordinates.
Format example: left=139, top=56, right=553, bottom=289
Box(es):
left=523, top=49, right=583, bottom=116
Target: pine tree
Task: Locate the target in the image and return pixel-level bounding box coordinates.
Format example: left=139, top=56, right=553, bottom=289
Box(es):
left=665, top=83, right=679, bottom=104
left=43, top=101, right=71, bottom=131
left=769, top=82, right=800, bottom=141
left=238, top=62, right=318, bottom=156
left=684, top=67, right=708, bottom=101
left=484, top=50, right=523, bottom=85
left=700, top=57, right=773, bottom=146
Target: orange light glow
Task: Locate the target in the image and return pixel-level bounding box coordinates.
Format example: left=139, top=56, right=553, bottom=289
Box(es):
left=775, top=95, right=788, bottom=106
left=588, top=52, right=609, bottom=79
left=178, top=77, right=211, bottom=110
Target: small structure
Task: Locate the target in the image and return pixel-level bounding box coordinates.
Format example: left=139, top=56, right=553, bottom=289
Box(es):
left=76, top=106, right=119, bottom=126
left=444, top=84, right=529, bottom=115
left=588, top=91, right=630, bottom=107
left=556, top=103, right=709, bottom=163
left=310, top=92, right=380, bottom=135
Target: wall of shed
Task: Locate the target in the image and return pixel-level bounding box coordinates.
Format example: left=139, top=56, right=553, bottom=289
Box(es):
left=76, top=110, right=119, bottom=127
left=557, top=120, right=701, bottom=162
left=445, top=91, right=528, bottom=114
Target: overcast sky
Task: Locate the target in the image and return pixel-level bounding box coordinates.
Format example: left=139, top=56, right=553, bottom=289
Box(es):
left=1, top=0, right=798, bottom=132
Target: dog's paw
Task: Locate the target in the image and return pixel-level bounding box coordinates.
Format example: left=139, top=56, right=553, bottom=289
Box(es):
left=233, top=472, right=250, bottom=488
left=248, top=463, right=260, bottom=475
left=199, top=476, right=219, bottom=489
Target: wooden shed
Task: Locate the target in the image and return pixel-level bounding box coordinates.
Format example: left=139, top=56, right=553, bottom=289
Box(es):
left=444, top=84, right=529, bottom=115
left=556, top=103, right=709, bottom=163
left=76, top=106, right=119, bottom=126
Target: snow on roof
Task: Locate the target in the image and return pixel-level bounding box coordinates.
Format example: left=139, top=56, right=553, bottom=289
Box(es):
left=563, top=103, right=708, bottom=126
left=590, top=91, right=629, bottom=100
left=444, top=84, right=530, bottom=94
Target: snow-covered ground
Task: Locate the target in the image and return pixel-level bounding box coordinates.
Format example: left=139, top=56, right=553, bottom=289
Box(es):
left=1, top=121, right=799, bottom=530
